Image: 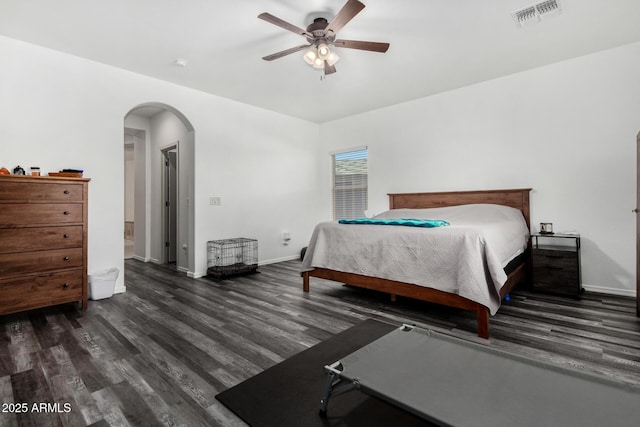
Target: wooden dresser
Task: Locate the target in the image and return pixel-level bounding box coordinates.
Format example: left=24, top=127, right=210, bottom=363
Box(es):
left=0, top=175, right=90, bottom=315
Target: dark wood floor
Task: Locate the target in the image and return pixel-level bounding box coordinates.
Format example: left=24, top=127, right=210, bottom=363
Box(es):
left=1, top=259, right=639, bottom=426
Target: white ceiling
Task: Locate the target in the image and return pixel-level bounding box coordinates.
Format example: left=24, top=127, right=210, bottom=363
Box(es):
left=1, top=0, right=640, bottom=123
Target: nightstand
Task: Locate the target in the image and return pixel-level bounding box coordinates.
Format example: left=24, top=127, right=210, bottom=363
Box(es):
left=531, top=233, right=583, bottom=298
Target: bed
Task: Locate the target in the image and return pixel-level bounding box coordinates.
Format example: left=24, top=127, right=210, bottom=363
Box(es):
left=301, top=188, right=532, bottom=339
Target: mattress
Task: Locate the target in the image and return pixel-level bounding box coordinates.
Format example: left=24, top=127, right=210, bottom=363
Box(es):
left=301, top=204, right=530, bottom=314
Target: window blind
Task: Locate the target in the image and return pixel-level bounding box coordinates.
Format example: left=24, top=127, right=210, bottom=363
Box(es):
left=332, top=148, right=368, bottom=220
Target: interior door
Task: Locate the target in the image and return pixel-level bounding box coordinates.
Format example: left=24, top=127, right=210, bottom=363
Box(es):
left=164, top=149, right=178, bottom=264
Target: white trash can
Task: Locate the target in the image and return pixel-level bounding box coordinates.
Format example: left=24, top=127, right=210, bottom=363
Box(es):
left=88, top=268, right=119, bottom=300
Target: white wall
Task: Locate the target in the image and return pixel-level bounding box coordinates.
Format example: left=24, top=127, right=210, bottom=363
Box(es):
left=193, top=103, right=325, bottom=275
left=2, top=32, right=638, bottom=296
left=0, top=35, right=323, bottom=289
left=319, top=41, right=640, bottom=296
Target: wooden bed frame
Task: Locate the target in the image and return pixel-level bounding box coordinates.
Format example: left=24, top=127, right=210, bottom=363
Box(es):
left=302, top=188, right=532, bottom=339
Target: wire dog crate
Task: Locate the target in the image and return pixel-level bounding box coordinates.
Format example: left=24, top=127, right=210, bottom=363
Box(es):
left=207, top=238, right=258, bottom=278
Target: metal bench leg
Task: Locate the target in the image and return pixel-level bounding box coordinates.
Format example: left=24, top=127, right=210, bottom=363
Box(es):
left=319, top=362, right=358, bottom=418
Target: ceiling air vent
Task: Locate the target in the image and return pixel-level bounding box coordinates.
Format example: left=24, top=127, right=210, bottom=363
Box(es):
left=513, top=0, right=563, bottom=27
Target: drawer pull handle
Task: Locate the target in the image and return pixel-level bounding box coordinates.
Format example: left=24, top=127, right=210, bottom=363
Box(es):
left=63, top=256, right=70, bottom=261
left=63, top=211, right=70, bottom=215
left=63, top=234, right=70, bottom=238
left=64, top=190, right=70, bottom=194
left=544, top=255, right=565, bottom=259
left=63, top=283, right=70, bottom=288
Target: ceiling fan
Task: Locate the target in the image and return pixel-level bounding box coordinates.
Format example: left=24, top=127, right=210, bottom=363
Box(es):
left=258, top=0, right=389, bottom=75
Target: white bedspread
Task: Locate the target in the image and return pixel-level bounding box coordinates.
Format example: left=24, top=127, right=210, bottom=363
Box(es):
left=300, top=204, right=530, bottom=314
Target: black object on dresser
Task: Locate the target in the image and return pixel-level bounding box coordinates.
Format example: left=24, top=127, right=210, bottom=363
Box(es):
left=531, top=233, right=583, bottom=298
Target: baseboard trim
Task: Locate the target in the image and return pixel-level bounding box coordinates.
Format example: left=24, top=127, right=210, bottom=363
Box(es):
left=125, top=256, right=638, bottom=299
left=258, top=255, right=300, bottom=266
left=190, top=255, right=301, bottom=279
left=583, top=284, right=636, bottom=298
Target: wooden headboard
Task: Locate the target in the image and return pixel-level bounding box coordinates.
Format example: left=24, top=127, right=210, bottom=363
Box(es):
left=388, top=188, right=532, bottom=229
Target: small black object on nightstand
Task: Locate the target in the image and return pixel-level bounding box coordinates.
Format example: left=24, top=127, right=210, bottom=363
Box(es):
left=531, top=233, right=583, bottom=299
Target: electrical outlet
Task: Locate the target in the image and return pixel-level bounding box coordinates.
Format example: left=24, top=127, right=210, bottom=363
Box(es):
left=209, top=197, right=221, bottom=206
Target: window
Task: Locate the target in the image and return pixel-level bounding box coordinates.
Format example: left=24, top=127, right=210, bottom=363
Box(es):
left=332, top=148, right=368, bottom=219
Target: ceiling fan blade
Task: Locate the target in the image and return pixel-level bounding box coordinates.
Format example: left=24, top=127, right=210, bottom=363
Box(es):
left=258, top=13, right=312, bottom=38
left=324, top=0, right=365, bottom=36
left=262, top=44, right=310, bottom=61
left=324, top=61, right=337, bottom=75
left=334, top=39, right=390, bottom=53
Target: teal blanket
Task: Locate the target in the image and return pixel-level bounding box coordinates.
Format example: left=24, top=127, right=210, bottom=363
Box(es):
left=338, top=218, right=450, bottom=228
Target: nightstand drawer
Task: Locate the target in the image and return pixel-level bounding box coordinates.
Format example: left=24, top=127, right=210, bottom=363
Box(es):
left=533, top=250, right=578, bottom=274
left=533, top=266, right=577, bottom=286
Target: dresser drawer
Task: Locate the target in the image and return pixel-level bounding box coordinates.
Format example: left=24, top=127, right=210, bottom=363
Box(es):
left=0, top=226, right=83, bottom=254
left=0, top=203, right=83, bottom=226
left=0, top=270, right=83, bottom=314
left=0, top=248, right=83, bottom=276
left=0, top=181, right=83, bottom=202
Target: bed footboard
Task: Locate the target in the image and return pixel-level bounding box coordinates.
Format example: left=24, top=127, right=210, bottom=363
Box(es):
left=302, top=268, right=495, bottom=338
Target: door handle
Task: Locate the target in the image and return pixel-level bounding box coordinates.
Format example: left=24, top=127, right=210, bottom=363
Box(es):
left=634, top=209, right=638, bottom=213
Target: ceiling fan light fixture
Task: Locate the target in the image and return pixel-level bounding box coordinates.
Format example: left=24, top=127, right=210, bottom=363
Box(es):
left=303, top=46, right=325, bottom=69
left=317, top=43, right=331, bottom=60
left=313, top=56, right=325, bottom=69
left=303, top=47, right=318, bottom=65
left=326, top=51, right=339, bottom=67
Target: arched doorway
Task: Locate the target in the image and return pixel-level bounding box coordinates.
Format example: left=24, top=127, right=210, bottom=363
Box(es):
left=123, top=103, right=195, bottom=275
